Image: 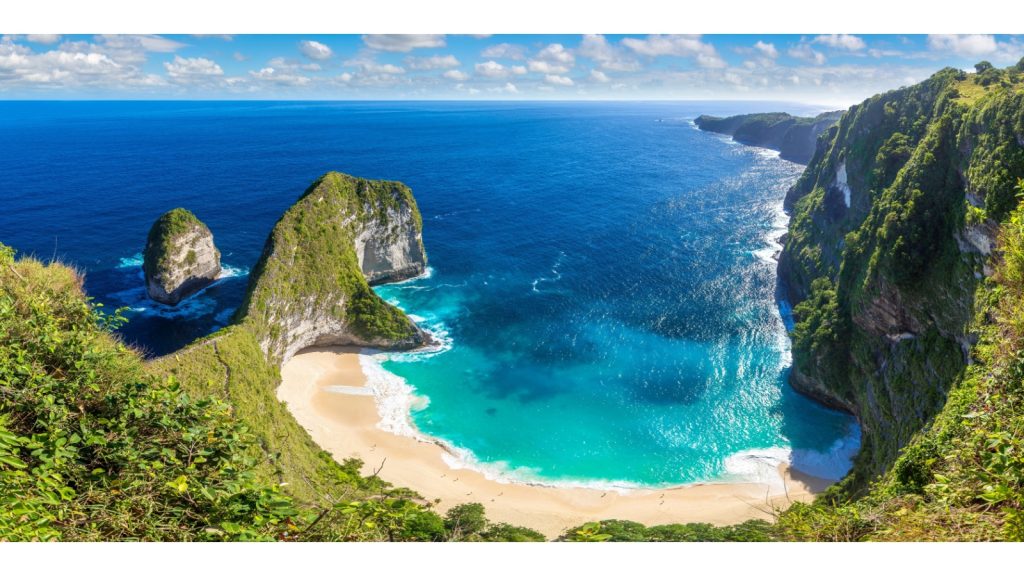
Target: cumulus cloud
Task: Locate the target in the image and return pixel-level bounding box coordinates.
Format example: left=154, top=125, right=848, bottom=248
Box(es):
left=622, top=34, right=725, bottom=68
left=443, top=69, right=469, bottom=81
left=753, top=41, right=778, bottom=59
left=589, top=69, right=610, bottom=83
left=362, top=34, right=445, bottom=52
left=249, top=66, right=311, bottom=86
left=788, top=43, right=827, bottom=65
left=492, top=82, right=518, bottom=94
left=299, top=40, right=332, bottom=60
left=481, top=42, right=527, bottom=60
left=578, top=34, right=640, bottom=72
left=0, top=36, right=169, bottom=89
left=544, top=74, right=574, bottom=86
left=405, top=54, right=460, bottom=70
left=26, top=34, right=61, bottom=45
left=814, top=34, right=867, bottom=51
left=164, top=55, right=224, bottom=81
left=474, top=60, right=508, bottom=77
left=927, top=34, right=998, bottom=57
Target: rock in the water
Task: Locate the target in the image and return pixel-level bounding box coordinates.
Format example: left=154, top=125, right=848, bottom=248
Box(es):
left=143, top=208, right=221, bottom=305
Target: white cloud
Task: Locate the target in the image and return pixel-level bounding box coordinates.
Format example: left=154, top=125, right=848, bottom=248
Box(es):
left=233, top=52, right=248, bottom=62
left=268, top=57, right=321, bottom=72
left=26, top=34, right=61, bottom=45
left=164, top=55, right=223, bottom=81
left=511, top=65, right=527, bottom=75
left=589, top=69, right=610, bottom=83
left=405, top=54, right=460, bottom=70
left=578, top=34, right=640, bottom=72
left=249, top=66, right=311, bottom=86
left=481, top=42, right=527, bottom=60
left=621, top=35, right=725, bottom=68
left=544, top=74, right=574, bottom=86
left=927, top=34, right=998, bottom=57
left=97, top=34, right=185, bottom=55
left=362, top=34, right=445, bottom=52
left=814, top=34, right=867, bottom=51
left=443, top=69, right=469, bottom=81
left=475, top=60, right=508, bottom=77
left=299, top=40, right=332, bottom=61
left=788, top=43, right=827, bottom=65
left=527, top=60, right=566, bottom=74
left=492, top=82, right=518, bottom=94
left=0, top=36, right=169, bottom=89
left=753, top=41, right=778, bottom=59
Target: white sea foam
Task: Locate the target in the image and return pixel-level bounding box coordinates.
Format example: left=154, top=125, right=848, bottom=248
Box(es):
left=530, top=251, right=566, bottom=293
left=722, top=423, right=862, bottom=489
left=109, top=253, right=248, bottom=320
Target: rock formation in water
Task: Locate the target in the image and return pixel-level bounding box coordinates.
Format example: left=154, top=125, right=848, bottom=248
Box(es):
left=238, top=171, right=430, bottom=363
left=695, top=110, right=843, bottom=164
left=143, top=208, right=221, bottom=305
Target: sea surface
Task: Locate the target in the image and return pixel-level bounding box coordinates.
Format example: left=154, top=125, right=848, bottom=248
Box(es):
left=0, top=100, right=859, bottom=488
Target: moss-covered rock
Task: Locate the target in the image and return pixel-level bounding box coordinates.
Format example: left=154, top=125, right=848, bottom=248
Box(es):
left=143, top=208, right=221, bottom=305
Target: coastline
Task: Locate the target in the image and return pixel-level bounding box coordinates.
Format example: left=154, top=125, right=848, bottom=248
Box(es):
left=278, top=346, right=834, bottom=539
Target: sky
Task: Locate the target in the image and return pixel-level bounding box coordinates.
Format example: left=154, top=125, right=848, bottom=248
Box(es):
left=1, top=34, right=1023, bottom=106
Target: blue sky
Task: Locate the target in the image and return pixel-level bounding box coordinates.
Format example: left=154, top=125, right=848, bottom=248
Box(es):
left=1, top=34, right=1022, bottom=105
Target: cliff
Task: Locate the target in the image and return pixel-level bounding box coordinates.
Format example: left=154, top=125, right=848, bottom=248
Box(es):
left=238, top=172, right=429, bottom=363
left=779, top=64, right=1024, bottom=489
left=148, top=171, right=431, bottom=509
left=143, top=208, right=221, bottom=305
left=695, top=110, right=843, bottom=164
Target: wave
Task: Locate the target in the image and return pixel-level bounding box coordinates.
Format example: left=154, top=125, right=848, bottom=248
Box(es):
left=108, top=253, right=249, bottom=321
left=530, top=251, right=566, bottom=293
left=722, top=422, right=861, bottom=487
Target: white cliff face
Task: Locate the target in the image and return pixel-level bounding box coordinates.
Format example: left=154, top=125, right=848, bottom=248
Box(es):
left=836, top=161, right=851, bottom=209
left=354, top=202, right=427, bottom=284
left=145, top=225, right=221, bottom=305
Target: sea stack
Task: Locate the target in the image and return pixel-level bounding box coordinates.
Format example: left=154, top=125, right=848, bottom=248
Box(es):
left=143, top=208, right=221, bottom=305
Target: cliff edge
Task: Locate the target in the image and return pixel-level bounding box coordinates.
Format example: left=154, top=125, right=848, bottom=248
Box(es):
left=695, top=110, right=843, bottom=164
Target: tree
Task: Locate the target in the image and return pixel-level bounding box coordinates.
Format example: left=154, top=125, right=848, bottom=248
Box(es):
left=975, top=61, right=994, bottom=73
left=444, top=503, right=487, bottom=540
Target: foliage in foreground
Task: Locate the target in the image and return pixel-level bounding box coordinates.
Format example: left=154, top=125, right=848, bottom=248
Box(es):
left=0, top=244, right=542, bottom=541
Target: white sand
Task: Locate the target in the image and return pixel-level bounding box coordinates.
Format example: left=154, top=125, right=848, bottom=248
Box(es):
left=278, top=346, right=832, bottom=539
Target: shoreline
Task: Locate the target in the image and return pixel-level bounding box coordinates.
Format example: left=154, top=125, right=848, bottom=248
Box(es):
left=278, top=346, right=835, bottom=539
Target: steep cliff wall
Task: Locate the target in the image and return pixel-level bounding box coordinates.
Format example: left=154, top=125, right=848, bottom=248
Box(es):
left=695, top=110, right=843, bottom=164
left=779, top=65, right=1024, bottom=487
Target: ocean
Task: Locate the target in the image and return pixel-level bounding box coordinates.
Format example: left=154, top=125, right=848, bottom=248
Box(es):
left=0, top=100, right=859, bottom=488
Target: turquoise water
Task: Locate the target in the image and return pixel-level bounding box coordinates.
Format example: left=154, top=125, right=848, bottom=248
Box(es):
left=0, top=101, right=858, bottom=488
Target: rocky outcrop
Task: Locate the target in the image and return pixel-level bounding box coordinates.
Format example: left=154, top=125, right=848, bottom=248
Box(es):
left=143, top=208, right=221, bottom=305
left=778, top=66, right=1024, bottom=486
left=238, top=172, right=429, bottom=363
left=695, top=110, right=843, bottom=164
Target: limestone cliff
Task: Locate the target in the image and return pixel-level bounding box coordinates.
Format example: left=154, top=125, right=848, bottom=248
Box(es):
left=143, top=208, right=221, bottom=305
left=695, top=110, right=843, bottom=164
left=779, top=66, right=1024, bottom=487
left=238, top=172, right=429, bottom=363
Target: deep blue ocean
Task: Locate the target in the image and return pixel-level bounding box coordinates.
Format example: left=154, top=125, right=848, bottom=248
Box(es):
left=0, top=101, right=859, bottom=487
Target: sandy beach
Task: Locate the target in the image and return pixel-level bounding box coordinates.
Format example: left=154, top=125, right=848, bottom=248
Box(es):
left=278, top=346, right=833, bottom=539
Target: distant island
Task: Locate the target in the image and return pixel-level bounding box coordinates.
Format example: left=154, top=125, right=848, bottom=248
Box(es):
left=695, top=110, right=843, bottom=164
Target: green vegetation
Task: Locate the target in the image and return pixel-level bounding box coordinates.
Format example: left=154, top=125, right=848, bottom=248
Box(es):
left=238, top=172, right=424, bottom=359
left=142, top=208, right=209, bottom=281
left=695, top=110, right=843, bottom=164
left=780, top=63, right=1024, bottom=490
left=561, top=519, right=773, bottom=542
